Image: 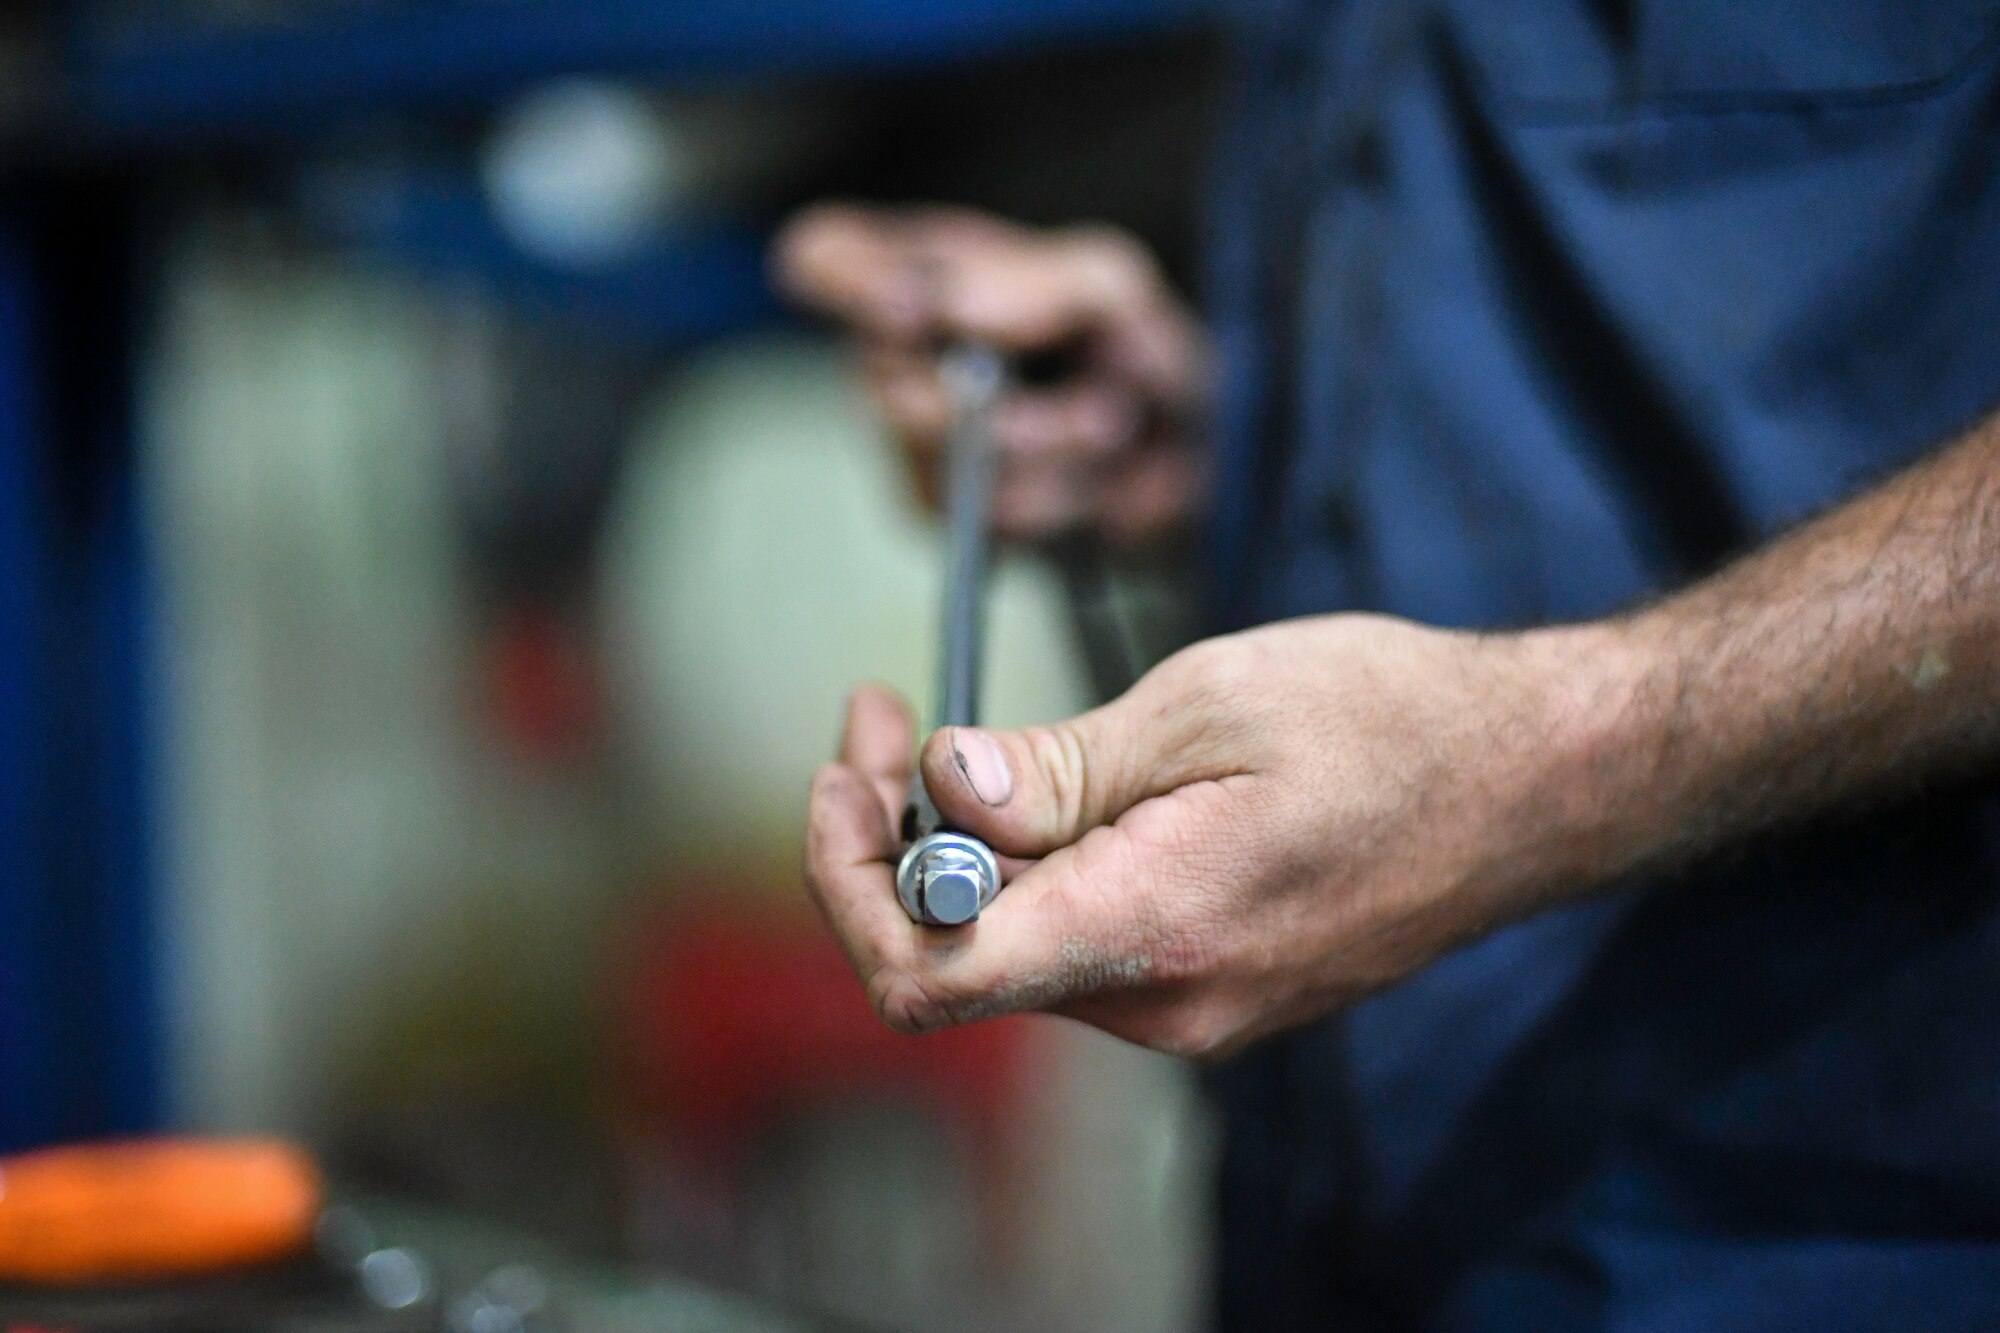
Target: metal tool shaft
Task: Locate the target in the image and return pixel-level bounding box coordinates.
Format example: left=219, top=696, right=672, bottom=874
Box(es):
left=899, top=346, right=1006, bottom=926
left=934, top=345, right=1004, bottom=732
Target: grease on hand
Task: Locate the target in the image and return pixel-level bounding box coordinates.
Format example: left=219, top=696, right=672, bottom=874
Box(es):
left=946, top=937, right=1154, bottom=1025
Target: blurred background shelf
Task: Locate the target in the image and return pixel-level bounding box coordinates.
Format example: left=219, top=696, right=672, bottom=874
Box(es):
left=300, top=163, right=779, bottom=347
left=2, top=5, right=1220, bottom=1328
left=64, top=0, right=1210, bottom=143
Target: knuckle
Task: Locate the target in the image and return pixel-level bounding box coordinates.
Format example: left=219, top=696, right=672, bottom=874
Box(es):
left=1144, top=922, right=1217, bottom=987
left=866, top=964, right=959, bottom=1036
left=770, top=208, right=836, bottom=284
left=805, top=764, right=853, bottom=829
left=1021, top=722, right=1094, bottom=833
left=1149, top=1007, right=1235, bottom=1063
left=1060, top=224, right=1162, bottom=311
left=1155, top=634, right=1274, bottom=726
left=780, top=199, right=851, bottom=242
left=1062, top=223, right=1154, bottom=280
left=1026, top=389, right=1135, bottom=457
left=1151, top=634, right=1230, bottom=689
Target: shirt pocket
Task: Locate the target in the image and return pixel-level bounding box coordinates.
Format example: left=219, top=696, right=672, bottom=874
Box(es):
left=1448, top=0, right=2000, bottom=118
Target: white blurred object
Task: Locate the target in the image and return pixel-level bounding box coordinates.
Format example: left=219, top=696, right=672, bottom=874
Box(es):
left=599, top=338, right=1085, bottom=883
left=482, top=80, right=837, bottom=269
left=147, top=225, right=633, bottom=1152
left=482, top=80, right=679, bottom=269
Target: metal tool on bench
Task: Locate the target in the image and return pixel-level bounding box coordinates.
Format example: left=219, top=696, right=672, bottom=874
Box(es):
left=896, top=344, right=1008, bottom=927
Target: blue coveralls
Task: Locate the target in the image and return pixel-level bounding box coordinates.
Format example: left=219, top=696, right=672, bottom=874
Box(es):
left=1202, top=1, right=2000, bottom=1327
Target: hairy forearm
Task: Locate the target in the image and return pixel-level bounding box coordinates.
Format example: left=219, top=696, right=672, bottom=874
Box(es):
left=1546, top=416, right=2000, bottom=882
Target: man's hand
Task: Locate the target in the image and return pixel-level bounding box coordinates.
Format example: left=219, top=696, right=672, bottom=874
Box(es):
left=773, top=202, right=1208, bottom=547
left=806, top=417, right=2000, bottom=1058
left=806, top=615, right=1638, bottom=1058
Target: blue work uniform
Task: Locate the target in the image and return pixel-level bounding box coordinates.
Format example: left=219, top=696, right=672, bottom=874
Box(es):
left=1203, top=1, right=2000, bottom=1328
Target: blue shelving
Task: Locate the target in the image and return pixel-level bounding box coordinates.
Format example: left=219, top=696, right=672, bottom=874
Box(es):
left=0, top=213, right=53, bottom=1152
left=0, top=193, right=162, bottom=1152
left=302, top=164, right=778, bottom=346
left=68, top=0, right=1208, bottom=143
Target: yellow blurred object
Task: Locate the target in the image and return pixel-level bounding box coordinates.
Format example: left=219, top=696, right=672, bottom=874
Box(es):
left=0, top=1138, right=323, bottom=1285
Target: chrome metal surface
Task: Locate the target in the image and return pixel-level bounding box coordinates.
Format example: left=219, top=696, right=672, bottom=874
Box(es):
left=896, top=831, right=1001, bottom=927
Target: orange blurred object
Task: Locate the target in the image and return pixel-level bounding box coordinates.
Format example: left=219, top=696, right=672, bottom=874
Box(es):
left=0, top=1138, right=322, bottom=1285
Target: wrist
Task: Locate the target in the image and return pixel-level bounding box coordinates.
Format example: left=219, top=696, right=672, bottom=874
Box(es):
left=1499, top=616, right=1678, bottom=896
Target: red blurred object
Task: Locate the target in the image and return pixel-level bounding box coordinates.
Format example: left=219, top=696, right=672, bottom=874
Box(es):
left=627, top=901, right=1036, bottom=1166
left=483, top=602, right=602, bottom=764
left=622, top=898, right=1040, bottom=1250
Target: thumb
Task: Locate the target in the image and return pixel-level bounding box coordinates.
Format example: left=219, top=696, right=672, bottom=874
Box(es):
left=918, top=692, right=1217, bottom=859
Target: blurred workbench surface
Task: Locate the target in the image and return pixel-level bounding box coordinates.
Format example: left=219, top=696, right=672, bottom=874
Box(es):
left=358, top=1194, right=856, bottom=1333
left=0, top=1193, right=866, bottom=1332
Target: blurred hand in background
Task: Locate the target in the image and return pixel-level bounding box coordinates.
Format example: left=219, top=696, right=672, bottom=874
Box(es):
left=773, top=203, right=1209, bottom=548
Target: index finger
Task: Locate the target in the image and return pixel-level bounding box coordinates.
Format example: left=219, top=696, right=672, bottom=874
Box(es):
left=772, top=203, right=933, bottom=340
left=841, top=684, right=916, bottom=821
left=804, top=761, right=913, bottom=986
